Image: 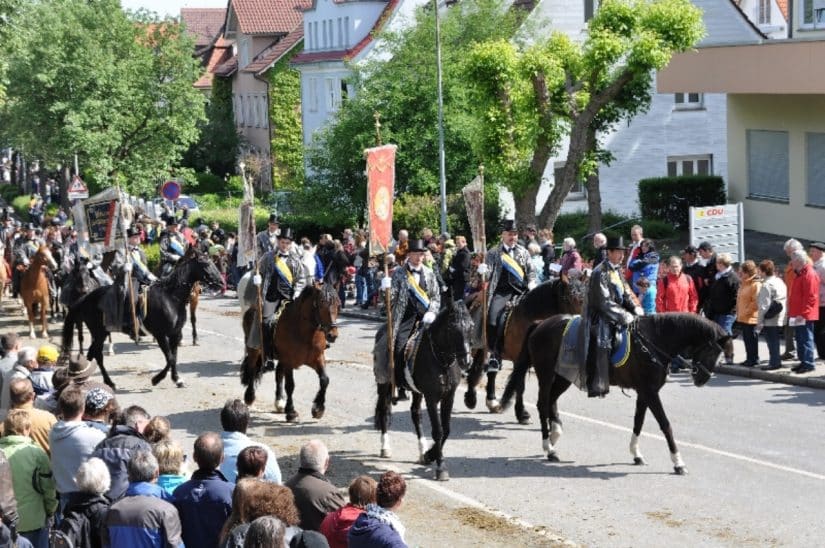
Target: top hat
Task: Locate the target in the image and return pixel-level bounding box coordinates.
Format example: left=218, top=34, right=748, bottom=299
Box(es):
left=407, top=239, right=427, bottom=253
left=126, top=227, right=141, bottom=238
left=268, top=214, right=280, bottom=225
left=698, top=241, right=714, bottom=252
left=605, top=236, right=626, bottom=250
left=499, top=219, right=518, bottom=233
left=25, top=223, right=36, bottom=231
left=165, top=217, right=179, bottom=227
left=278, top=227, right=294, bottom=241
left=67, top=354, right=98, bottom=380
left=682, top=245, right=698, bottom=255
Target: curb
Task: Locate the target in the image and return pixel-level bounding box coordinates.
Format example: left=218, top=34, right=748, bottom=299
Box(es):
left=339, top=309, right=383, bottom=323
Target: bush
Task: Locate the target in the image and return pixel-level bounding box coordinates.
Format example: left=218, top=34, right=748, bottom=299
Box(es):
left=0, top=185, right=20, bottom=202
left=144, top=243, right=160, bottom=272
left=392, top=191, right=501, bottom=246
left=638, top=175, right=726, bottom=230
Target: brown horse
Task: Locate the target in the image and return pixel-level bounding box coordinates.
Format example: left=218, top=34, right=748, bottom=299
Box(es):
left=20, top=245, right=58, bottom=339
left=0, top=251, right=8, bottom=303
left=189, top=281, right=201, bottom=346
left=465, top=274, right=587, bottom=422
left=240, top=283, right=340, bottom=422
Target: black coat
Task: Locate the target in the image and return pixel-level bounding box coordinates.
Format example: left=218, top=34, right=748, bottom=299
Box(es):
left=448, top=246, right=471, bottom=299
left=705, top=269, right=740, bottom=316
left=60, top=492, right=111, bottom=548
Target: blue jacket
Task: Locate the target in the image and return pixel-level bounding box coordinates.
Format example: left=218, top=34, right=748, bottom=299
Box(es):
left=348, top=512, right=407, bottom=548
left=628, top=250, right=660, bottom=296
left=104, top=482, right=183, bottom=548
left=91, top=425, right=152, bottom=501
left=219, top=431, right=281, bottom=484
left=173, top=469, right=234, bottom=548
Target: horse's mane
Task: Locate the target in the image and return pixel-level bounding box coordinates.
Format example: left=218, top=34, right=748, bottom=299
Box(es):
left=640, top=313, right=726, bottom=346
left=158, top=256, right=194, bottom=289
left=518, top=280, right=561, bottom=316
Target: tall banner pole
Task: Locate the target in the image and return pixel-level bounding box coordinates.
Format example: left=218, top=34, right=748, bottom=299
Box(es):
left=119, top=188, right=139, bottom=343
left=478, top=166, right=488, bottom=353
left=242, top=163, right=265, bottom=359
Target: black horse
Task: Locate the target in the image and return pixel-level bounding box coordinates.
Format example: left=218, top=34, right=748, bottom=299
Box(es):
left=501, top=313, right=730, bottom=475
left=59, top=254, right=104, bottom=354
left=375, top=298, right=474, bottom=481
left=465, top=275, right=586, bottom=422
left=62, top=248, right=223, bottom=389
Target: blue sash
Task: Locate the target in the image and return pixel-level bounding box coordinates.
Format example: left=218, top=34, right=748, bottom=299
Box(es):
left=168, top=238, right=185, bottom=256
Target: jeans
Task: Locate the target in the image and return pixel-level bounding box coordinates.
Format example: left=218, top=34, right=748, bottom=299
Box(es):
left=794, top=321, right=815, bottom=367
left=741, top=324, right=759, bottom=365
left=784, top=322, right=796, bottom=354
left=763, top=325, right=781, bottom=368
left=355, top=273, right=368, bottom=305
left=21, top=528, right=48, bottom=548
left=713, top=314, right=735, bottom=361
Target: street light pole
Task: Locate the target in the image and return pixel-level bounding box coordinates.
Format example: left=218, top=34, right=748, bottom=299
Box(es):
left=434, top=0, right=448, bottom=235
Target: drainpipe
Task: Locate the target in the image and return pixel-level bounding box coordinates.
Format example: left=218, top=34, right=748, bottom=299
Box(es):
left=788, top=0, right=793, bottom=39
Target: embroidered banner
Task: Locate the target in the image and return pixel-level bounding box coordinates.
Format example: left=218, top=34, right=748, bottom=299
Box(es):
left=365, top=144, right=397, bottom=255
left=462, top=175, right=485, bottom=253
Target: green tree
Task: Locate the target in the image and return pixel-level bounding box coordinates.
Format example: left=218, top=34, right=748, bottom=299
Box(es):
left=0, top=0, right=206, bottom=194
left=269, top=50, right=304, bottom=190
left=182, top=76, right=240, bottom=178
left=463, top=0, right=705, bottom=229
left=303, top=0, right=527, bottom=227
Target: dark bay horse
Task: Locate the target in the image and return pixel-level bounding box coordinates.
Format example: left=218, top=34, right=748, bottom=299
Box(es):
left=375, top=298, right=475, bottom=481
left=60, top=254, right=105, bottom=354
left=501, top=313, right=730, bottom=474
left=20, top=245, right=58, bottom=339
left=61, top=249, right=223, bottom=389
left=466, top=274, right=587, bottom=422
left=240, top=283, right=340, bottom=421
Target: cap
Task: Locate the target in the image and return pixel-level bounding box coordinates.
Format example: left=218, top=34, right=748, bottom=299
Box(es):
left=36, top=344, right=59, bottom=363
left=809, top=242, right=825, bottom=252
left=85, top=387, right=114, bottom=413
left=698, top=241, right=714, bottom=252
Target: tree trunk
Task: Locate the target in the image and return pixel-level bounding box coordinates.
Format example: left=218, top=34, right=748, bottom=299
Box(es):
left=513, top=185, right=538, bottom=229
left=585, top=170, right=601, bottom=236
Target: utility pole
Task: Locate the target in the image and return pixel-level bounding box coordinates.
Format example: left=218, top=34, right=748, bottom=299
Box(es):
left=434, top=0, right=448, bottom=235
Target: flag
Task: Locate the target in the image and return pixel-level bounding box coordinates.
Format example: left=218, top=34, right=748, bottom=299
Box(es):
left=462, top=175, right=485, bottom=253
left=236, top=168, right=257, bottom=267
left=365, top=144, right=397, bottom=255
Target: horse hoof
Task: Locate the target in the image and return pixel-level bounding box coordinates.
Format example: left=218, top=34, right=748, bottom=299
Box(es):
left=193, top=341, right=199, bottom=346
left=633, top=457, right=647, bottom=466
left=547, top=452, right=560, bottom=462
left=436, top=469, right=450, bottom=481
left=243, top=387, right=256, bottom=406
left=517, top=411, right=532, bottom=425
left=674, top=466, right=688, bottom=475
left=285, top=411, right=299, bottom=422
left=486, top=398, right=503, bottom=414
left=150, top=374, right=163, bottom=386
left=380, top=448, right=392, bottom=459
left=311, top=406, right=325, bottom=420
left=464, top=391, right=477, bottom=410
left=275, top=399, right=286, bottom=413
left=175, top=380, right=185, bottom=388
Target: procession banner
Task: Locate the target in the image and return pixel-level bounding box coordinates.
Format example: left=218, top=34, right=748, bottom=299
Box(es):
left=237, top=201, right=257, bottom=266
left=365, top=144, right=397, bottom=255
left=83, top=187, right=122, bottom=249
left=462, top=175, right=485, bottom=253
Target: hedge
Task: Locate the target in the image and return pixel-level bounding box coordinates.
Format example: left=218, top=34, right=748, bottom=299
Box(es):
left=638, top=175, right=726, bottom=230
left=552, top=211, right=676, bottom=261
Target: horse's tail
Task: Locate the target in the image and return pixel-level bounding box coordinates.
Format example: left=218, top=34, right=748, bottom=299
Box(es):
left=61, top=306, right=77, bottom=357
left=239, top=309, right=263, bottom=388
left=500, top=322, right=539, bottom=410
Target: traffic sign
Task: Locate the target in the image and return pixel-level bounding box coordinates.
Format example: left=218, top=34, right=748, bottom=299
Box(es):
left=67, top=175, right=89, bottom=200
left=161, top=180, right=181, bottom=201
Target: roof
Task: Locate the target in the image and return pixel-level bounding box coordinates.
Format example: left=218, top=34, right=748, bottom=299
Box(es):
left=214, top=55, right=238, bottom=77
left=244, top=25, right=305, bottom=74
left=180, top=8, right=227, bottom=47
left=291, top=0, right=399, bottom=64
left=776, top=0, right=788, bottom=22
left=195, top=38, right=234, bottom=88
left=229, top=0, right=312, bottom=36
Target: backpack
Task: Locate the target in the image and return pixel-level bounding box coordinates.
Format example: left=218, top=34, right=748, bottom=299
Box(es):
left=50, top=510, right=91, bottom=548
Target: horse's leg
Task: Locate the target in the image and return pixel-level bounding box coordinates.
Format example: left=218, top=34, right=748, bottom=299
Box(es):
left=411, top=391, right=428, bottom=464
left=274, top=364, right=286, bottom=413
left=376, top=382, right=393, bottom=458
left=464, top=349, right=485, bottom=410
left=190, top=297, right=199, bottom=346
left=241, top=348, right=261, bottom=405
left=25, top=302, right=36, bottom=339
left=89, top=332, right=115, bottom=389
left=311, top=363, right=329, bottom=420
left=485, top=371, right=503, bottom=413
left=544, top=377, right=571, bottom=462
left=76, top=320, right=84, bottom=354
left=424, top=396, right=447, bottom=481
left=151, top=336, right=173, bottom=386
left=537, top=376, right=552, bottom=459
left=168, top=330, right=184, bottom=388
left=643, top=389, right=687, bottom=475
left=514, top=387, right=531, bottom=425
left=630, top=395, right=649, bottom=466
left=284, top=367, right=298, bottom=422
left=40, top=297, right=49, bottom=338
left=430, top=388, right=457, bottom=479
left=107, top=334, right=114, bottom=356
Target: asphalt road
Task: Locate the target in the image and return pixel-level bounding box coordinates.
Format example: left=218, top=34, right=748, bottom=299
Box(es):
left=2, top=294, right=823, bottom=547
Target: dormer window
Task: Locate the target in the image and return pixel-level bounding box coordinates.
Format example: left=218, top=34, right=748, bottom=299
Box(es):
left=239, top=37, right=250, bottom=68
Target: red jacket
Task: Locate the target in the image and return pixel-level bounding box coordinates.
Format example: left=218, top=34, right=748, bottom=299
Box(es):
left=320, top=504, right=364, bottom=548
left=788, top=263, right=820, bottom=320
left=656, top=272, right=698, bottom=313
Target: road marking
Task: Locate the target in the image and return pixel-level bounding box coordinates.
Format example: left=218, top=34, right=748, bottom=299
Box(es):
left=199, top=328, right=244, bottom=343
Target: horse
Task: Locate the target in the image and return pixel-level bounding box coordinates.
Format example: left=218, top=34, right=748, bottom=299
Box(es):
left=374, top=297, right=475, bottom=481
left=20, top=245, right=58, bottom=339
left=500, top=313, right=730, bottom=475
left=48, top=241, right=65, bottom=319
left=465, top=274, right=587, bottom=423
left=61, top=248, right=223, bottom=389
left=240, top=282, right=340, bottom=421
left=60, top=253, right=110, bottom=354
left=0, top=250, right=8, bottom=303
left=189, top=281, right=201, bottom=346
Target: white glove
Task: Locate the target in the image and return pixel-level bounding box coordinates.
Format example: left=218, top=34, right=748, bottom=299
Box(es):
left=380, top=277, right=392, bottom=290
left=622, top=311, right=636, bottom=325
left=633, top=306, right=644, bottom=317
left=476, top=263, right=489, bottom=275
left=252, top=274, right=262, bottom=286
left=123, top=262, right=133, bottom=273
left=148, top=274, right=158, bottom=283
left=86, top=262, right=95, bottom=271
left=168, top=254, right=179, bottom=262
left=422, top=311, right=436, bottom=325
left=528, top=281, right=537, bottom=291
left=23, top=258, right=29, bottom=266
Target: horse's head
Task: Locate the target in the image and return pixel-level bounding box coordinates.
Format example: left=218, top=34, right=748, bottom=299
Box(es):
left=311, top=282, right=340, bottom=343
left=430, top=296, right=474, bottom=370
left=187, top=248, right=223, bottom=289
left=685, top=327, right=730, bottom=387
left=559, top=269, right=588, bottom=314
left=35, top=244, right=58, bottom=271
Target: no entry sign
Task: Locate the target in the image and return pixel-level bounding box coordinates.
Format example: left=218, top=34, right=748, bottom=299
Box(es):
left=161, top=180, right=181, bottom=201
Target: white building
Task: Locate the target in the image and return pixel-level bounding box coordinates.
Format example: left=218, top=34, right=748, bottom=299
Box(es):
left=734, top=0, right=789, bottom=39
left=499, top=0, right=766, bottom=219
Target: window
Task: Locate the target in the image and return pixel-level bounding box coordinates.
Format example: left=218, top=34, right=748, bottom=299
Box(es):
left=747, top=130, right=789, bottom=202
left=313, top=22, right=319, bottom=50
left=806, top=133, right=825, bottom=207
left=344, top=17, right=350, bottom=47
left=555, top=162, right=586, bottom=200
left=758, top=0, right=771, bottom=24
left=338, top=18, right=343, bottom=48
left=802, top=0, right=825, bottom=25
left=306, top=23, right=312, bottom=50
left=254, top=95, right=261, bottom=128
left=232, top=95, right=241, bottom=126
left=325, top=78, right=340, bottom=111
left=239, top=37, right=250, bottom=69
left=308, top=78, right=319, bottom=112
left=238, top=95, right=246, bottom=127
left=666, top=155, right=713, bottom=177
left=674, top=93, right=703, bottom=110
left=260, top=96, right=268, bottom=129
left=322, top=20, right=327, bottom=49
left=584, top=0, right=596, bottom=22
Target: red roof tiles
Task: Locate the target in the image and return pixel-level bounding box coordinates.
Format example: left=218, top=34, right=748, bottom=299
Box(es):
left=180, top=8, right=227, bottom=47
left=231, top=0, right=312, bottom=36
left=244, top=25, right=305, bottom=74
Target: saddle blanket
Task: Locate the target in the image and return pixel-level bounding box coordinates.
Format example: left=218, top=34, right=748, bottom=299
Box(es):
left=557, top=316, right=631, bottom=389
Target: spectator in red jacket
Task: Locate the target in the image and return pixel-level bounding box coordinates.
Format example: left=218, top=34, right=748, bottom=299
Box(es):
left=787, top=250, right=820, bottom=374
left=320, top=475, right=377, bottom=548
left=656, top=256, right=698, bottom=314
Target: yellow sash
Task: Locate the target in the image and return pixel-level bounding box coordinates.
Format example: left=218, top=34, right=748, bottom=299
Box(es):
left=130, top=248, right=150, bottom=276
left=406, top=270, right=430, bottom=308
left=274, top=256, right=293, bottom=286
left=500, top=251, right=525, bottom=283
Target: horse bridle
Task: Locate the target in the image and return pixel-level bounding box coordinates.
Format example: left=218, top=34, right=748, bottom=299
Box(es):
left=311, top=291, right=338, bottom=335
left=631, top=325, right=719, bottom=379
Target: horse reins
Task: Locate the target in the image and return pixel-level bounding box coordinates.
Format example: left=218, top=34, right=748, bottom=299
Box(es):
left=631, top=324, right=716, bottom=379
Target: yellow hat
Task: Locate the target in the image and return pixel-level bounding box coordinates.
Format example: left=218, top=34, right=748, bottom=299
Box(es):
left=37, top=344, right=59, bottom=364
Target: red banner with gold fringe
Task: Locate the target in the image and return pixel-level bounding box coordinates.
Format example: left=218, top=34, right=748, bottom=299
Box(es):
left=365, top=144, right=397, bottom=255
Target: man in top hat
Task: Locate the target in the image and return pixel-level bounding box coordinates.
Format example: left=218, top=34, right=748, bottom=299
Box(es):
left=256, top=214, right=281, bottom=261
left=481, top=219, right=537, bottom=372
left=251, top=227, right=306, bottom=362
left=158, top=217, right=188, bottom=277
left=376, top=239, right=440, bottom=401
left=585, top=236, right=642, bottom=397
left=122, top=227, right=157, bottom=340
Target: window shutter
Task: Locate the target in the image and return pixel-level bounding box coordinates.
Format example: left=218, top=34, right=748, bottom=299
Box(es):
left=747, top=130, right=789, bottom=201
left=806, top=133, right=825, bottom=206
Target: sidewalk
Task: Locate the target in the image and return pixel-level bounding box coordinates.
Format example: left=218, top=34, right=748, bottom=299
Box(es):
left=338, top=303, right=825, bottom=390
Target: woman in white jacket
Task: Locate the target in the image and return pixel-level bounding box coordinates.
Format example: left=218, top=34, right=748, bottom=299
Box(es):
left=757, top=259, right=787, bottom=370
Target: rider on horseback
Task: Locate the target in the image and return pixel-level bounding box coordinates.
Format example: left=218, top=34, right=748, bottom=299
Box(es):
left=378, top=239, right=440, bottom=401
left=158, top=217, right=187, bottom=277
left=255, top=214, right=280, bottom=262
left=122, top=227, right=157, bottom=339
left=584, top=236, right=642, bottom=397
left=12, top=223, right=40, bottom=300
left=483, top=219, right=537, bottom=373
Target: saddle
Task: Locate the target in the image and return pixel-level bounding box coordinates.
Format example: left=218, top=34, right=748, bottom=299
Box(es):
left=558, top=316, right=632, bottom=390
left=401, top=328, right=424, bottom=394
